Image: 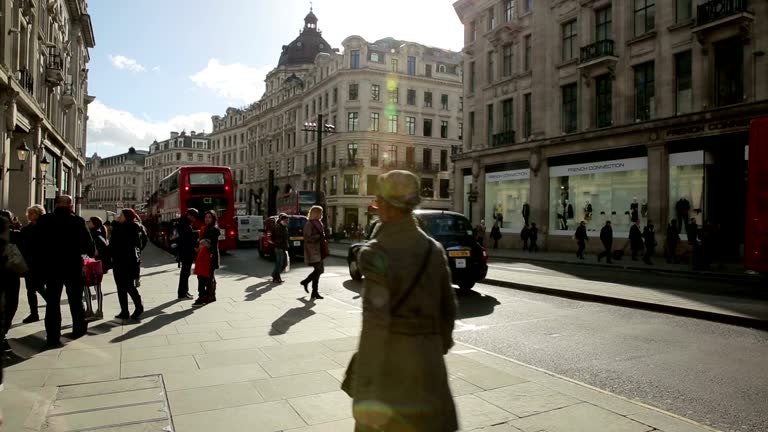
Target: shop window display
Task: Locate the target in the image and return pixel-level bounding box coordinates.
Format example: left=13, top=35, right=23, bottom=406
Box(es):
left=669, top=151, right=705, bottom=239
left=485, top=169, right=530, bottom=231
left=549, top=158, right=648, bottom=235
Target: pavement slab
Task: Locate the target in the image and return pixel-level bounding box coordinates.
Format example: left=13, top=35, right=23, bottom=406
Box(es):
left=288, top=390, right=353, bottom=425
left=509, top=403, right=654, bottom=432
left=173, top=400, right=307, bottom=432
left=454, top=394, right=519, bottom=431
left=251, top=371, right=343, bottom=401
left=162, top=362, right=270, bottom=392
left=476, top=381, right=582, bottom=418
left=167, top=381, right=265, bottom=415
left=193, top=347, right=271, bottom=369
left=259, top=354, right=342, bottom=378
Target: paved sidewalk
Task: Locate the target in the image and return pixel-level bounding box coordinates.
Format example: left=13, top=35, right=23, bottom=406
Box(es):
left=2, top=245, right=720, bottom=431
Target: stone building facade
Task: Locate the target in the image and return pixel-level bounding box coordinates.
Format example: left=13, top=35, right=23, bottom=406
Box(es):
left=210, top=105, right=258, bottom=215
left=0, top=0, right=95, bottom=218
left=213, top=10, right=464, bottom=230
left=453, top=0, right=768, bottom=256
left=143, top=131, right=211, bottom=200
left=83, top=147, right=147, bottom=212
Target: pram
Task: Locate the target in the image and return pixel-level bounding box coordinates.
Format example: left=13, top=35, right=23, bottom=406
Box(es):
left=83, top=257, right=104, bottom=321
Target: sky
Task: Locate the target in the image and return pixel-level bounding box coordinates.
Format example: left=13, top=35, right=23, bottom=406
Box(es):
left=87, top=0, right=464, bottom=157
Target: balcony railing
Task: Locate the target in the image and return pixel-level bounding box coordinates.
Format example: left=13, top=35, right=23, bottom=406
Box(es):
left=697, top=0, right=748, bottom=26
left=492, top=130, right=515, bottom=147
left=303, top=162, right=330, bottom=175
left=339, top=158, right=364, bottom=169
left=370, top=158, right=379, bottom=167
left=343, top=187, right=359, bottom=195
left=418, top=163, right=441, bottom=173
left=330, top=188, right=338, bottom=196
left=18, top=69, right=34, bottom=95
left=580, top=39, right=615, bottom=64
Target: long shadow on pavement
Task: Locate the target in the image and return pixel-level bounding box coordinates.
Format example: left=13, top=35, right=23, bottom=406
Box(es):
left=110, top=299, right=194, bottom=343
left=268, top=298, right=316, bottom=335
left=245, top=281, right=274, bottom=302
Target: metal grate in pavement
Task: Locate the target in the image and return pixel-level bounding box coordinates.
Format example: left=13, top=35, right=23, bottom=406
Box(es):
left=42, top=375, right=173, bottom=432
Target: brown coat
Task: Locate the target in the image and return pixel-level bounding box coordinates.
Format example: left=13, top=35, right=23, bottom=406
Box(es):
left=352, top=216, right=458, bottom=431
left=303, top=220, right=324, bottom=264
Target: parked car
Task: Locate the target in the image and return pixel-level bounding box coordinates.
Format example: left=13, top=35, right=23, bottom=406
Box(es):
left=258, top=215, right=308, bottom=259
left=347, top=210, right=488, bottom=291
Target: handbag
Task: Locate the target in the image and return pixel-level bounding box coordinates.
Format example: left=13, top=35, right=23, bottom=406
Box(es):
left=341, top=240, right=434, bottom=398
left=5, top=243, right=28, bottom=274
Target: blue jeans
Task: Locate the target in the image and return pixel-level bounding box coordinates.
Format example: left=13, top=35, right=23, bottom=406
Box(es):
left=272, top=248, right=286, bottom=279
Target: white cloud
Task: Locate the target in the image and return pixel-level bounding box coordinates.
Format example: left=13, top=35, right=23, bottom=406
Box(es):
left=151, top=66, right=160, bottom=72
left=190, top=59, right=272, bottom=103
left=109, top=55, right=146, bottom=72
left=86, top=100, right=212, bottom=157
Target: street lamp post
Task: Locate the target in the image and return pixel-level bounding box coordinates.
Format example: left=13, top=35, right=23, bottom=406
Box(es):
left=302, top=114, right=336, bottom=207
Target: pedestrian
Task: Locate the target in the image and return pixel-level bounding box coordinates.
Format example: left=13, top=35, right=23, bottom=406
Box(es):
left=575, top=220, right=588, bottom=259
left=37, top=195, right=94, bottom=347
left=475, top=219, right=486, bottom=246
left=175, top=209, right=200, bottom=300
left=0, top=214, right=9, bottom=395
left=520, top=224, right=530, bottom=251
left=85, top=216, right=110, bottom=321
left=109, top=209, right=146, bottom=320
left=300, top=205, right=329, bottom=300
left=597, top=220, right=613, bottom=264
left=103, top=220, right=112, bottom=239
left=529, top=222, right=539, bottom=252
left=271, top=213, right=289, bottom=283
left=629, top=219, right=643, bottom=261
left=19, top=205, right=47, bottom=324
left=0, top=211, right=23, bottom=352
left=490, top=221, right=502, bottom=249
left=666, top=219, right=680, bottom=263
left=344, top=170, right=458, bottom=432
left=642, top=220, right=656, bottom=265
left=192, top=210, right=221, bottom=307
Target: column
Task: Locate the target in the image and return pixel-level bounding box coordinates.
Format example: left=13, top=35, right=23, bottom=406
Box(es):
left=32, top=120, right=43, bottom=204
left=647, top=143, right=669, bottom=240
left=529, top=157, right=549, bottom=249
left=0, top=93, right=9, bottom=209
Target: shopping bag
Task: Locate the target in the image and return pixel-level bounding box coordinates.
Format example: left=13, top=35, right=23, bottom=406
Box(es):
left=4, top=243, right=28, bottom=274
left=283, top=251, right=290, bottom=273
left=83, top=258, right=104, bottom=286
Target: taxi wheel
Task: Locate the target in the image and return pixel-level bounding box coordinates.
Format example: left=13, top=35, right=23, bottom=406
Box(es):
left=458, top=281, right=475, bottom=291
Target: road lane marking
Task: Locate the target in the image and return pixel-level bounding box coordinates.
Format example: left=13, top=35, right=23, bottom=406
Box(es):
left=488, top=265, right=546, bottom=273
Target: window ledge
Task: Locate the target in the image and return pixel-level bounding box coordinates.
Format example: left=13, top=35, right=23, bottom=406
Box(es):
left=557, top=58, right=579, bottom=69
left=668, top=19, right=694, bottom=31
left=626, top=31, right=657, bottom=46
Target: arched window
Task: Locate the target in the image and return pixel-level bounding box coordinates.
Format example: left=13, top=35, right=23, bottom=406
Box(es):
left=438, top=64, right=447, bottom=73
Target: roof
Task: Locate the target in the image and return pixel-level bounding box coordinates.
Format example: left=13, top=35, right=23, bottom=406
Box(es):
left=277, top=10, right=334, bottom=67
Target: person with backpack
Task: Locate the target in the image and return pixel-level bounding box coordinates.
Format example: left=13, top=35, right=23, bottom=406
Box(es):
left=109, top=209, right=146, bottom=320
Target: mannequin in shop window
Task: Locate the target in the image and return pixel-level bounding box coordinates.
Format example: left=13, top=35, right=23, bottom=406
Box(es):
left=521, top=202, right=530, bottom=226
left=584, top=202, right=593, bottom=222
left=641, top=199, right=648, bottom=219
left=675, top=198, right=691, bottom=233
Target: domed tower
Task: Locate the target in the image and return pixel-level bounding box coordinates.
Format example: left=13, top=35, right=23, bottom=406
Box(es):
left=277, top=8, right=334, bottom=67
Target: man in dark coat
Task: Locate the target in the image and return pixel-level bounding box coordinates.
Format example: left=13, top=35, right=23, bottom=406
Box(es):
left=666, top=220, right=680, bottom=263
left=176, top=209, right=200, bottom=299
left=574, top=221, right=588, bottom=259
left=529, top=223, right=539, bottom=252
left=38, top=195, right=95, bottom=347
left=629, top=219, right=643, bottom=261
left=642, top=220, right=657, bottom=265
left=598, top=221, right=613, bottom=264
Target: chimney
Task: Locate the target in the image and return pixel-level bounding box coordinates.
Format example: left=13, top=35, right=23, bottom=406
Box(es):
left=170, top=132, right=179, bottom=139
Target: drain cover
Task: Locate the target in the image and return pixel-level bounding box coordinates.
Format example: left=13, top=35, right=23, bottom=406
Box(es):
left=42, top=375, right=173, bottom=432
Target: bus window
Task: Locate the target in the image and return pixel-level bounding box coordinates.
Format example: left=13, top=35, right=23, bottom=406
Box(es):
left=190, top=173, right=225, bottom=185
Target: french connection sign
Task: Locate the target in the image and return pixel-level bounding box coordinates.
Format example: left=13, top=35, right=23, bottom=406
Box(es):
left=549, top=157, right=648, bottom=177
left=486, top=169, right=530, bottom=182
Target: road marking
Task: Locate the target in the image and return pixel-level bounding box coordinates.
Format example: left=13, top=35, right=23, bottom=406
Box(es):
left=452, top=349, right=477, bottom=354
left=488, top=265, right=546, bottom=273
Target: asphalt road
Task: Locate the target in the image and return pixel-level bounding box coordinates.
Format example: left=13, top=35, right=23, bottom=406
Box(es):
left=221, top=248, right=768, bottom=432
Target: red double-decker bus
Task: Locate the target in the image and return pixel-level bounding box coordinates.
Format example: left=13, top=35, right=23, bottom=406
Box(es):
left=150, top=166, right=237, bottom=251
left=276, top=190, right=319, bottom=216
left=745, top=117, right=768, bottom=273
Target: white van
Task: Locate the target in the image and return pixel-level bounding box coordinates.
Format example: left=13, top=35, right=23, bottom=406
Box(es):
left=237, top=216, right=264, bottom=244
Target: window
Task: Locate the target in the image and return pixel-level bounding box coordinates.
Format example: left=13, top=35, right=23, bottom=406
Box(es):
left=347, top=143, right=359, bottom=160
left=389, top=87, right=399, bottom=104
left=504, top=0, right=515, bottom=22
left=676, top=0, right=691, bottom=23
left=371, top=52, right=379, bottom=62
left=487, top=7, right=496, bottom=30
left=348, top=112, right=359, bottom=131
left=470, top=20, right=477, bottom=42
left=487, top=51, right=495, bottom=83
left=523, top=93, right=533, bottom=138
left=349, top=83, right=359, bottom=101
left=333, top=87, right=338, bottom=104
left=421, top=178, right=434, bottom=198
left=384, top=145, right=397, bottom=166
left=634, top=61, right=655, bottom=120
left=424, top=91, right=433, bottom=107
left=388, top=115, right=398, bottom=133
left=407, top=89, right=416, bottom=105
left=440, top=150, right=448, bottom=171
left=562, top=20, right=577, bottom=61
left=596, top=7, right=612, bottom=41
left=502, top=98, right=514, bottom=132
left=371, top=84, right=380, bottom=101
left=441, top=120, right=449, bottom=138
left=406, top=147, right=415, bottom=167
left=469, top=61, right=476, bottom=93
left=524, top=35, right=531, bottom=71
left=675, top=51, right=692, bottom=115
left=391, top=58, right=398, bottom=72
left=634, top=0, right=655, bottom=37
left=487, top=104, right=494, bottom=146
left=351, top=49, right=360, bottom=69
left=502, top=44, right=513, bottom=77
left=714, top=37, right=743, bottom=107
left=370, top=112, right=380, bottom=131
left=441, top=94, right=449, bottom=110
left=344, top=174, right=360, bottom=195
left=468, top=111, right=475, bottom=148
left=438, top=64, right=447, bottom=73
left=406, top=117, right=416, bottom=135
left=425, top=64, right=432, bottom=78
left=371, top=144, right=379, bottom=167
left=562, top=83, right=578, bottom=133
left=458, top=122, right=464, bottom=140
left=459, top=97, right=464, bottom=111
left=407, top=56, right=416, bottom=75
left=596, top=74, right=612, bottom=128
left=424, top=119, right=433, bottom=137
